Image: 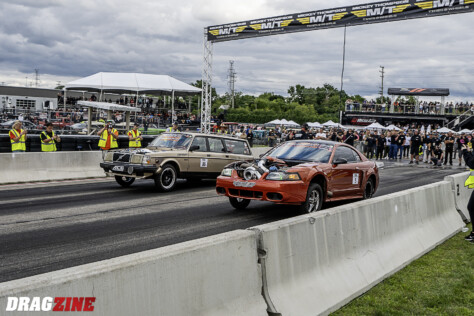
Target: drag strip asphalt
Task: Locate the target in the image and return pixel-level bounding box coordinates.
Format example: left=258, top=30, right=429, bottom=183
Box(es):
left=0, top=165, right=464, bottom=282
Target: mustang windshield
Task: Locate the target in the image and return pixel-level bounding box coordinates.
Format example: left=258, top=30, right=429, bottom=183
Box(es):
left=149, top=133, right=193, bottom=149
left=268, top=142, right=333, bottom=163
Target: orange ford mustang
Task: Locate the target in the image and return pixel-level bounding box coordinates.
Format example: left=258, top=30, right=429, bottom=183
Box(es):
left=216, top=140, right=379, bottom=213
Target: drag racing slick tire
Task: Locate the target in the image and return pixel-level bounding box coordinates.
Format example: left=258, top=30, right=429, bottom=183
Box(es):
left=298, top=183, right=323, bottom=214
left=229, top=197, right=251, bottom=210
left=155, top=163, right=177, bottom=192
left=115, top=176, right=135, bottom=187
left=363, top=178, right=375, bottom=200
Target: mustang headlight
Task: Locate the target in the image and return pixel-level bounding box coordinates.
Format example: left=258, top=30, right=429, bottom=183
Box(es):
left=265, top=172, right=301, bottom=181
left=221, top=168, right=233, bottom=177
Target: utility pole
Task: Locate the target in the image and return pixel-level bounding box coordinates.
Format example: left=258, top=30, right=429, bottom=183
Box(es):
left=34, top=69, right=40, bottom=88
left=227, top=60, right=236, bottom=108
left=379, top=66, right=385, bottom=101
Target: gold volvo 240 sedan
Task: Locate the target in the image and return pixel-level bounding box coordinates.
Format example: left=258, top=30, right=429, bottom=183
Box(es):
left=100, top=132, right=254, bottom=191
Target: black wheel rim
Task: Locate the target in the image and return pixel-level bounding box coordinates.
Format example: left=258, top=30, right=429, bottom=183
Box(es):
left=307, top=189, right=320, bottom=213
left=121, top=177, right=133, bottom=183
left=161, top=168, right=175, bottom=189
left=365, top=181, right=373, bottom=198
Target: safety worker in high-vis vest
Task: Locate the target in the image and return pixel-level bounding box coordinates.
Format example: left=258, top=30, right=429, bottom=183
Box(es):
left=40, top=122, right=61, bottom=152
left=98, top=120, right=119, bottom=151
left=217, top=125, right=228, bottom=134
left=128, top=123, right=143, bottom=148
left=166, top=122, right=180, bottom=133
left=9, top=120, right=27, bottom=152
left=461, top=143, right=474, bottom=243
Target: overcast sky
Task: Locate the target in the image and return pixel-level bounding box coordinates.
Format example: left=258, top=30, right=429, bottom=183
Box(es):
left=0, top=0, right=473, bottom=101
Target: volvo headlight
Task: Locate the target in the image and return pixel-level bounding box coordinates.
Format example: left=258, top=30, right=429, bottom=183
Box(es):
left=143, top=155, right=153, bottom=165
left=265, top=172, right=301, bottom=181
left=104, top=152, right=113, bottom=162
left=221, top=168, right=233, bottom=177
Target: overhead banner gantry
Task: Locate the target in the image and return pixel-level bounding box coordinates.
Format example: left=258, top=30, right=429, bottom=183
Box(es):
left=200, top=0, right=474, bottom=132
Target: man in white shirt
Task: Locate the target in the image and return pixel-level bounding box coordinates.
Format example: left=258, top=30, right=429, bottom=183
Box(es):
left=315, top=128, right=327, bottom=140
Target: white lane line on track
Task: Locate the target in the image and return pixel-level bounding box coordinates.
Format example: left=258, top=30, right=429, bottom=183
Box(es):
left=0, top=189, right=122, bottom=205
left=0, top=178, right=114, bottom=191
left=0, top=193, right=225, bottom=235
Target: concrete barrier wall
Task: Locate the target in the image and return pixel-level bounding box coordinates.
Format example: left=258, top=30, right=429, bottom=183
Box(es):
left=251, top=181, right=464, bottom=316
left=444, top=172, right=471, bottom=223
left=0, top=152, right=104, bottom=184
left=0, top=230, right=267, bottom=316
left=0, top=147, right=272, bottom=185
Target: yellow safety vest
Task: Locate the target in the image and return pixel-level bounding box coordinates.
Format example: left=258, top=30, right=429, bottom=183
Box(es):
left=129, top=130, right=141, bottom=148
left=41, top=131, right=57, bottom=152
left=10, top=129, right=26, bottom=152
left=465, top=169, right=474, bottom=189
left=98, top=129, right=118, bottom=149
left=166, top=127, right=179, bottom=133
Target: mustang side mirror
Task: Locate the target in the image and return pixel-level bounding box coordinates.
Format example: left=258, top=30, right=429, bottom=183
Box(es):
left=333, top=157, right=348, bottom=165
left=189, top=145, right=200, bottom=151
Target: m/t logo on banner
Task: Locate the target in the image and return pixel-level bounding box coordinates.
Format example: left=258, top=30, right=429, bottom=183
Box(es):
left=6, top=297, right=96, bottom=312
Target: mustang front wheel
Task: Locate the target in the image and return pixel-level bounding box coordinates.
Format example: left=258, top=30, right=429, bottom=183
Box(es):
left=229, top=197, right=250, bottom=210
left=114, top=176, right=135, bottom=187
left=298, top=183, right=323, bottom=214
left=363, top=178, right=375, bottom=199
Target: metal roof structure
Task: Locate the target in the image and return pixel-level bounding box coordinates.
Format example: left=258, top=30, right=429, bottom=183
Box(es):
left=77, top=101, right=142, bottom=112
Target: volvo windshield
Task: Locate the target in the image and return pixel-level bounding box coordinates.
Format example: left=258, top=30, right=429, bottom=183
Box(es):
left=149, top=133, right=193, bottom=149
left=267, top=141, right=333, bottom=163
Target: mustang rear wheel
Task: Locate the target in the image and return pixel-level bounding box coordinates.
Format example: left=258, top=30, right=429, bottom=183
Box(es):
left=363, top=178, right=375, bottom=199
left=114, top=176, right=135, bottom=187
left=298, top=183, right=323, bottom=214
left=155, top=164, right=177, bottom=192
left=229, top=197, right=250, bottom=210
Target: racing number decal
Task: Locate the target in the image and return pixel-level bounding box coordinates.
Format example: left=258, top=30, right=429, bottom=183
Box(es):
left=200, top=159, right=208, bottom=168
left=352, top=173, right=359, bottom=185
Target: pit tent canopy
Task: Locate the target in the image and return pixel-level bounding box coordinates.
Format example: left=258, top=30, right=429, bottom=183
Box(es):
left=64, top=72, right=202, bottom=96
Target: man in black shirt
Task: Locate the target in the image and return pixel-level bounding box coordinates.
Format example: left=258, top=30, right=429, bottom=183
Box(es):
left=396, top=131, right=406, bottom=160
left=376, top=133, right=385, bottom=160
left=366, top=132, right=376, bottom=159
left=296, top=123, right=310, bottom=140
left=409, top=130, right=422, bottom=164
left=431, top=145, right=444, bottom=166
left=456, top=133, right=468, bottom=166
left=246, top=128, right=254, bottom=147
left=344, top=129, right=357, bottom=146
left=389, top=132, right=397, bottom=159
left=444, top=131, right=455, bottom=165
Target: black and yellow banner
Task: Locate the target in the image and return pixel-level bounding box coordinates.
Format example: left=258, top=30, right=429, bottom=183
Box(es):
left=207, top=0, right=474, bottom=42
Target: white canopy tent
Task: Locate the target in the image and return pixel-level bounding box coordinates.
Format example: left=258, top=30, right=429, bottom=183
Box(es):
left=436, top=127, right=455, bottom=134
left=266, top=119, right=282, bottom=125
left=365, top=122, right=386, bottom=130
left=286, top=120, right=300, bottom=126
left=322, top=120, right=344, bottom=128
left=457, top=128, right=472, bottom=134
left=65, top=72, right=202, bottom=122
left=386, top=124, right=402, bottom=131
left=307, top=122, right=322, bottom=128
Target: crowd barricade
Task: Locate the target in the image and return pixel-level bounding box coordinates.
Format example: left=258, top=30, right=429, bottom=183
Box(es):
left=0, top=231, right=267, bottom=316
left=445, top=172, right=471, bottom=222
left=250, top=181, right=464, bottom=316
